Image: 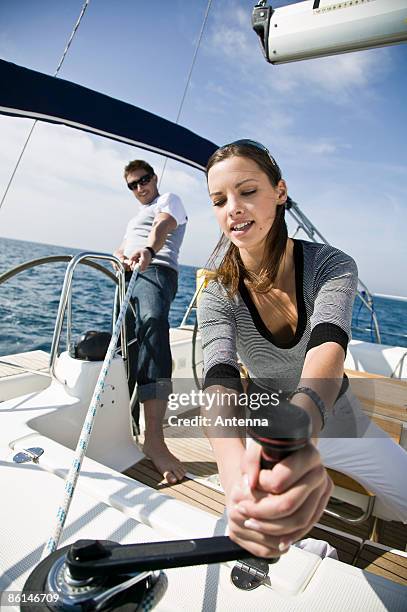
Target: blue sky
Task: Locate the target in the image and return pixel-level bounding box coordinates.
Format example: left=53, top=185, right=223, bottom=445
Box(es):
left=0, top=0, right=406, bottom=295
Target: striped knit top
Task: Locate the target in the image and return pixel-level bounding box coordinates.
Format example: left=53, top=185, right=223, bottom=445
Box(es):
left=197, top=239, right=358, bottom=394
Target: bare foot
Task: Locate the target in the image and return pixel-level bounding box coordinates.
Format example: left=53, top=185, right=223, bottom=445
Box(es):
left=143, top=438, right=186, bottom=484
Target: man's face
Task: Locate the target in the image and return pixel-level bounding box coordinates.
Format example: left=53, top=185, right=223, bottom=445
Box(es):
left=126, top=169, right=159, bottom=205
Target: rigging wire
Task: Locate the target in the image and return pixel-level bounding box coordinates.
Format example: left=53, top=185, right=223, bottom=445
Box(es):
left=0, top=0, right=91, bottom=212
left=158, top=0, right=213, bottom=189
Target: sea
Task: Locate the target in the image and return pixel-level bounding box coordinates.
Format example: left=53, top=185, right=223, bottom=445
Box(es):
left=1, top=237, right=406, bottom=356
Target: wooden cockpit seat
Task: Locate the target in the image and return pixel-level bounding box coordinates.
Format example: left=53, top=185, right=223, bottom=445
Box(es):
left=355, top=540, right=407, bottom=586
left=344, top=368, right=406, bottom=448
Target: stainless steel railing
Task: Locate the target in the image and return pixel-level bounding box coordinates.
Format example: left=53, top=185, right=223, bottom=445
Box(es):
left=49, top=252, right=127, bottom=379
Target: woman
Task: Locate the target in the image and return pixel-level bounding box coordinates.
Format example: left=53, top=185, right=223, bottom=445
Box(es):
left=197, top=140, right=407, bottom=558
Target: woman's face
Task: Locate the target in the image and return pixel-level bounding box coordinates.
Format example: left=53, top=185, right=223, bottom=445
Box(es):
left=207, top=155, right=287, bottom=251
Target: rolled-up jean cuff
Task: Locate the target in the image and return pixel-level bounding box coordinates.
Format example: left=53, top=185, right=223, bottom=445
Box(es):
left=138, top=379, right=173, bottom=402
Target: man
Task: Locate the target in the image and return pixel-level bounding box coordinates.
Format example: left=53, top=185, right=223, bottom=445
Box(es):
left=114, top=159, right=187, bottom=484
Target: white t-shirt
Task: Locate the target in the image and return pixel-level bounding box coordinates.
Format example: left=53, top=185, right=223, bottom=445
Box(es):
left=123, top=192, right=187, bottom=271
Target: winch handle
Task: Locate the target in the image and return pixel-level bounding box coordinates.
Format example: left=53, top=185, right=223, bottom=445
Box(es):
left=247, top=400, right=312, bottom=468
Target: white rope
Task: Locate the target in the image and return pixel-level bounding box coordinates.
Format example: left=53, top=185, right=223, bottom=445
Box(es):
left=0, top=0, right=91, bottom=212
left=43, top=264, right=140, bottom=557
left=158, top=0, right=213, bottom=189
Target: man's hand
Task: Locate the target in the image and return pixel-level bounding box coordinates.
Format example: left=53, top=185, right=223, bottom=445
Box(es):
left=128, top=247, right=153, bottom=272
left=113, top=250, right=130, bottom=271
left=226, top=442, right=333, bottom=558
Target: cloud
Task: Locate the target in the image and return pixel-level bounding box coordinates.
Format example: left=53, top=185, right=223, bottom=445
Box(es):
left=0, top=115, right=215, bottom=266
left=206, top=7, right=261, bottom=67
left=199, top=1, right=393, bottom=162
left=207, top=2, right=391, bottom=104
left=237, top=113, right=341, bottom=158
left=269, top=50, right=390, bottom=103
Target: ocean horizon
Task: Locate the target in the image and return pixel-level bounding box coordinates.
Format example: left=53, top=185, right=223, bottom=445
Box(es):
left=373, top=293, right=407, bottom=302
left=1, top=236, right=406, bottom=355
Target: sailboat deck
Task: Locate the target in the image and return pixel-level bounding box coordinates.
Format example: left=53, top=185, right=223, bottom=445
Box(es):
left=0, top=350, right=51, bottom=400
left=125, top=433, right=221, bottom=516
left=1, top=351, right=406, bottom=584
left=0, top=350, right=49, bottom=378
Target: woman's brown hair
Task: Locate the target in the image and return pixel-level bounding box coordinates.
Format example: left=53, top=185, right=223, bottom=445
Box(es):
left=206, top=141, right=288, bottom=295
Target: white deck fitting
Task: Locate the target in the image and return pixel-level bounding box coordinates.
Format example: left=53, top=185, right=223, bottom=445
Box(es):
left=345, top=340, right=407, bottom=378
left=1, top=351, right=143, bottom=471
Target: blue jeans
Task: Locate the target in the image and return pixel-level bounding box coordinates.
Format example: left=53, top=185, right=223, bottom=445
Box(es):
left=125, top=265, right=177, bottom=402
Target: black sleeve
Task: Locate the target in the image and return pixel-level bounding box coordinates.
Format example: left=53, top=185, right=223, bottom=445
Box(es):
left=203, top=363, right=243, bottom=393
left=306, top=322, right=349, bottom=354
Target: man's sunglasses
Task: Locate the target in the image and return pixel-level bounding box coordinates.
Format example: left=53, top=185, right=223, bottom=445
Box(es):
left=127, top=173, right=154, bottom=191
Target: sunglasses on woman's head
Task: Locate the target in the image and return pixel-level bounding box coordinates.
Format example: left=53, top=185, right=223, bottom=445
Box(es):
left=221, top=139, right=279, bottom=170
left=127, top=173, right=153, bottom=191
